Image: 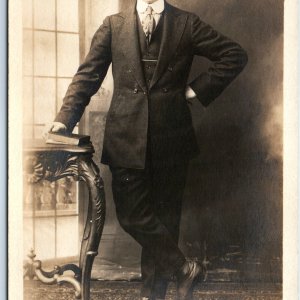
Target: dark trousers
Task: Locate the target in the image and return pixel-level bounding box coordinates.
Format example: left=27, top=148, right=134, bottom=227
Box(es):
left=110, top=157, right=189, bottom=298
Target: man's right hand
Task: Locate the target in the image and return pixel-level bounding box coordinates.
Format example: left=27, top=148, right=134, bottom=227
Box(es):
left=42, top=122, right=67, bottom=140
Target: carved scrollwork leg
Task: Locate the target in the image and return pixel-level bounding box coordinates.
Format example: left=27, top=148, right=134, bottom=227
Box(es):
left=24, top=249, right=82, bottom=298
left=77, top=156, right=106, bottom=300
left=24, top=151, right=105, bottom=299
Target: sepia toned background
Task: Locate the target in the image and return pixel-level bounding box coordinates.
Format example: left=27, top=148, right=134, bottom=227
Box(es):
left=22, top=0, right=283, bottom=283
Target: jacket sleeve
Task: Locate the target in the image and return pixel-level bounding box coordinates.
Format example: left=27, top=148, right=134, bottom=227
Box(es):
left=54, top=16, right=112, bottom=131
left=189, top=14, right=248, bottom=107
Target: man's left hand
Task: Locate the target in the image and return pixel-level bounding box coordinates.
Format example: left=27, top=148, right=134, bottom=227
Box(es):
left=185, top=86, right=197, bottom=104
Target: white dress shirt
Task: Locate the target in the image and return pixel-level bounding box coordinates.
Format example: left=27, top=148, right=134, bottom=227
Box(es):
left=136, top=0, right=164, bottom=26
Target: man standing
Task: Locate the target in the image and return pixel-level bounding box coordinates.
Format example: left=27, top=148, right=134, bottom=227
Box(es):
left=47, top=0, right=247, bottom=299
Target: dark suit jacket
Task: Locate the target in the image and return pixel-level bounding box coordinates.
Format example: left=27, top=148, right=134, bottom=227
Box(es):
left=54, top=1, right=248, bottom=169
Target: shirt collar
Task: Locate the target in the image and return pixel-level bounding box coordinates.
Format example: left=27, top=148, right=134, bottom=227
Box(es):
left=136, top=0, right=165, bottom=14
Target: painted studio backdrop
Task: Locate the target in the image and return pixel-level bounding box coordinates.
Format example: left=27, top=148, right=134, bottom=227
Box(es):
left=22, top=0, right=283, bottom=283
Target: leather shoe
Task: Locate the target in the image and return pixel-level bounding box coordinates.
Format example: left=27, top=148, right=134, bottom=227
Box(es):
left=176, top=261, right=201, bottom=300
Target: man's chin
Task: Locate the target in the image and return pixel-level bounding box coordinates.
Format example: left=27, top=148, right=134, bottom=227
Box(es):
left=142, top=0, right=159, bottom=4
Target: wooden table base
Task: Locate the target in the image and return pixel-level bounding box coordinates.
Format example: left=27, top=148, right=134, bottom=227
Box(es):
left=23, top=140, right=106, bottom=300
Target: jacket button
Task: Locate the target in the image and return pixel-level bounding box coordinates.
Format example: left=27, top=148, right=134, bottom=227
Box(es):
left=133, top=88, right=138, bottom=94
left=163, top=88, right=168, bottom=93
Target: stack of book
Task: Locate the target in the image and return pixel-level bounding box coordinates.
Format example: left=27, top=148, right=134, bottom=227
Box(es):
left=46, top=132, right=91, bottom=146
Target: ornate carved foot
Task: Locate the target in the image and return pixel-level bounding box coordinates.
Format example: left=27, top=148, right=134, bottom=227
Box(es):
left=24, top=249, right=82, bottom=299
left=77, top=156, right=106, bottom=300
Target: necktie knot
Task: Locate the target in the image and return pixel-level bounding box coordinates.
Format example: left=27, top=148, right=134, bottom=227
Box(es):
left=146, top=5, right=154, bottom=15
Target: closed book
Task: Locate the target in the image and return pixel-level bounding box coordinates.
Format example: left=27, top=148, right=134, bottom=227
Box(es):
left=46, top=132, right=91, bottom=146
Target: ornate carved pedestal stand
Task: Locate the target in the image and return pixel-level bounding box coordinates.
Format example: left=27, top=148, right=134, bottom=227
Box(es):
left=23, top=139, right=105, bottom=300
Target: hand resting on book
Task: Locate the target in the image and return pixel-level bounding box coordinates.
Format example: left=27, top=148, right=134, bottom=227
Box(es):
left=42, top=122, right=67, bottom=140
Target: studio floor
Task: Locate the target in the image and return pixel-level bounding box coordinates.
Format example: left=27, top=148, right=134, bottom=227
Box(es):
left=24, top=280, right=282, bottom=300
left=23, top=244, right=282, bottom=300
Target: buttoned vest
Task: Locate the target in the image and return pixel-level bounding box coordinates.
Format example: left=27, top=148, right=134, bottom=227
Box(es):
left=137, top=13, right=164, bottom=88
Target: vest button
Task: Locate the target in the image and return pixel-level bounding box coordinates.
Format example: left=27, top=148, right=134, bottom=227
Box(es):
left=163, top=88, right=168, bottom=93
left=133, top=88, right=138, bottom=94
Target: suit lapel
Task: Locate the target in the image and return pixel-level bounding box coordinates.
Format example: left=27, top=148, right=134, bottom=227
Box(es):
left=118, top=3, right=188, bottom=92
left=150, top=4, right=188, bottom=90
left=119, top=6, right=147, bottom=92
